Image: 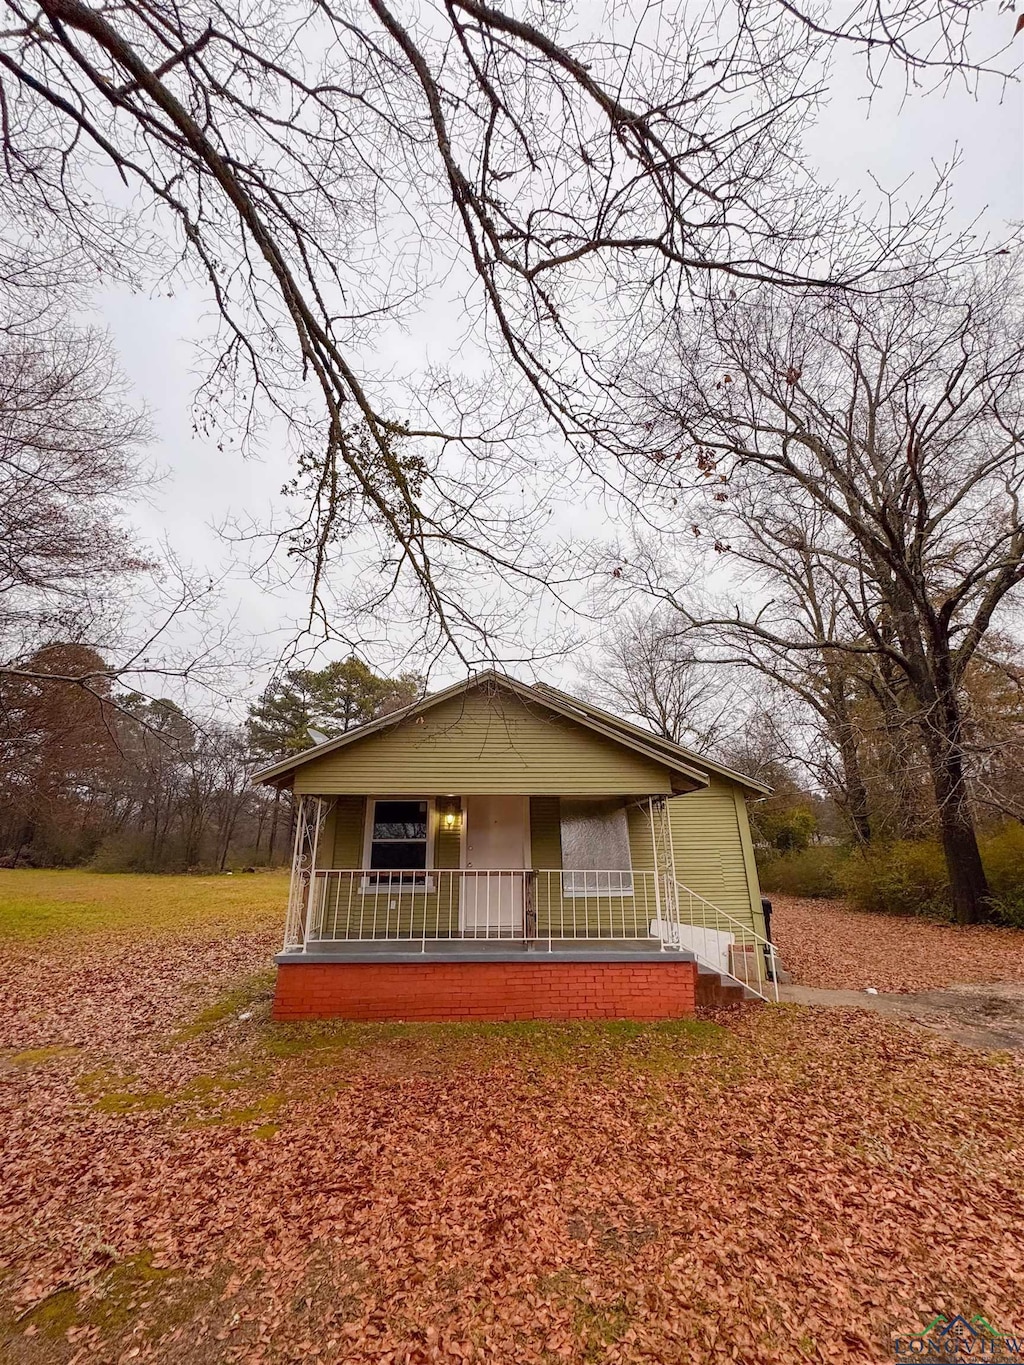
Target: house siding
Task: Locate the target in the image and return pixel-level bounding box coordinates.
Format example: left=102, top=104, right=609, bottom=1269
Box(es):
left=527, top=792, right=764, bottom=938
left=316, top=797, right=465, bottom=937
left=529, top=798, right=663, bottom=938
left=528, top=796, right=562, bottom=869
left=667, top=777, right=765, bottom=936
left=293, top=688, right=675, bottom=795
left=329, top=795, right=364, bottom=867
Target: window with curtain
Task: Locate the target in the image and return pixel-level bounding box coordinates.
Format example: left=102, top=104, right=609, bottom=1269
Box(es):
left=560, top=798, right=633, bottom=895
left=366, top=799, right=430, bottom=880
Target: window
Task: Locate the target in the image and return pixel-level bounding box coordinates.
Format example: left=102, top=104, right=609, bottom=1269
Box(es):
left=560, top=798, right=633, bottom=895
left=364, top=798, right=431, bottom=883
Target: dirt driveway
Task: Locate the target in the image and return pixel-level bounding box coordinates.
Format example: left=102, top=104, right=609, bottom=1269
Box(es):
left=771, top=896, right=1024, bottom=1050
left=780, top=981, right=1024, bottom=1050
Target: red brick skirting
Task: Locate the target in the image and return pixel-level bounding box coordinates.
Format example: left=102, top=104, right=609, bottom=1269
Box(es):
left=273, top=959, right=697, bottom=1022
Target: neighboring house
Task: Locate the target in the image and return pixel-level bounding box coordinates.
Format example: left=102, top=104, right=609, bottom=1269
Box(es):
left=254, top=671, right=775, bottom=1021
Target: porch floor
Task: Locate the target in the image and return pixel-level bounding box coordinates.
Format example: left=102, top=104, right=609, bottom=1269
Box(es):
left=278, top=939, right=697, bottom=964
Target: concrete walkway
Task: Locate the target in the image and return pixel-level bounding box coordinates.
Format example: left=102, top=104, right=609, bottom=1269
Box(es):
left=779, top=981, right=1024, bottom=1052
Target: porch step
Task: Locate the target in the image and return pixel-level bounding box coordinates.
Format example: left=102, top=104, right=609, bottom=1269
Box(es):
left=695, top=962, right=761, bottom=1009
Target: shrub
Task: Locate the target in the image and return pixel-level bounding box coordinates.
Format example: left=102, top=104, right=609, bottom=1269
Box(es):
left=757, top=845, right=848, bottom=898
left=16, top=821, right=101, bottom=868
left=839, top=840, right=951, bottom=918
left=88, top=835, right=160, bottom=873
left=980, top=823, right=1024, bottom=927
left=761, top=822, right=1024, bottom=922
left=754, top=805, right=818, bottom=853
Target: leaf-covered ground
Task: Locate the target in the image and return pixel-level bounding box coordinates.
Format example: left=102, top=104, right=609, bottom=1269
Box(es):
left=770, top=894, right=1024, bottom=993
left=1, top=871, right=1023, bottom=1364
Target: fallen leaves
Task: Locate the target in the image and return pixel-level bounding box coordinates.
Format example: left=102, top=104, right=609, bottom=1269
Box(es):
left=771, top=895, right=1024, bottom=993
left=0, top=881, right=1022, bottom=1362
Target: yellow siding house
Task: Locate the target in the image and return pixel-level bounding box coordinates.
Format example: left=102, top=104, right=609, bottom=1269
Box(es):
left=254, top=671, right=776, bottom=1020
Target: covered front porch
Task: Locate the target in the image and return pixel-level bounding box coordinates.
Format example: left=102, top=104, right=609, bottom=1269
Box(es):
left=285, top=791, right=680, bottom=946
left=256, top=672, right=777, bottom=1016
left=278, top=792, right=777, bottom=1001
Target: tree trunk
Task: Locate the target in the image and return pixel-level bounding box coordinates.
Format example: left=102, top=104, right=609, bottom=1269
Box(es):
left=875, top=679, right=931, bottom=840
left=936, top=799, right=989, bottom=925
left=823, top=670, right=873, bottom=844
left=836, top=717, right=872, bottom=844
left=15, top=818, right=35, bottom=865
left=922, top=690, right=989, bottom=925
left=218, top=807, right=240, bottom=871
left=149, top=794, right=162, bottom=864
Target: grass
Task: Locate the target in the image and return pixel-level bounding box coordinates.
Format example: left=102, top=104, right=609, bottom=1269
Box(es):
left=6, top=1044, right=80, bottom=1067
left=75, top=1058, right=288, bottom=1126
left=170, top=970, right=276, bottom=1041
left=258, top=1015, right=730, bottom=1082
left=10, top=1250, right=224, bottom=1349
left=0, top=867, right=288, bottom=940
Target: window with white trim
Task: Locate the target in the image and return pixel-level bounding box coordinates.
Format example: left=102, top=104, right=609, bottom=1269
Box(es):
left=364, top=798, right=432, bottom=881
left=560, top=798, right=634, bottom=895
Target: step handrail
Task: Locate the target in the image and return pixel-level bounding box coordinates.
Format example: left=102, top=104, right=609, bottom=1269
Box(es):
left=664, top=876, right=780, bottom=1003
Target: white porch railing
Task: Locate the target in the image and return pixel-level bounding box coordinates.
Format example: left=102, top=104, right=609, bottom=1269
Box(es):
left=661, top=877, right=780, bottom=1002
left=298, top=868, right=665, bottom=947
left=285, top=868, right=779, bottom=1001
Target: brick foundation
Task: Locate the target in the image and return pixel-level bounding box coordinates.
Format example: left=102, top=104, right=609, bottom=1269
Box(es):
left=272, top=958, right=698, bottom=1022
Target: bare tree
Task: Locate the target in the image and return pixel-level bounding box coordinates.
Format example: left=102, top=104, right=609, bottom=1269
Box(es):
left=582, top=608, right=743, bottom=753
left=0, top=308, right=152, bottom=661
left=0, top=288, right=241, bottom=725
left=954, top=639, right=1024, bottom=829
left=628, top=262, right=1024, bottom=923
left=0, top=0, right=1006, bottom=660
left=0, top=672, right=276, bottom=869
left=0, top=642, right=122, bottom=861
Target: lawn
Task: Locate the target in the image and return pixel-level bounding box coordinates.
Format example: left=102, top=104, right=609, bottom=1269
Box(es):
left=0, top=867, right=289, bottom=940
left=1, top=871, right=1023, bottom=1364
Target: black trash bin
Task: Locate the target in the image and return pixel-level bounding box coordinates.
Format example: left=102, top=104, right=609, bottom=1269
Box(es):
left=760, top=897, right=774, bottom=980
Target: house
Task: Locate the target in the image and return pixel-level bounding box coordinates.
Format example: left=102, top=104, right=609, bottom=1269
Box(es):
left=253, top=671, right=775, bottom=1021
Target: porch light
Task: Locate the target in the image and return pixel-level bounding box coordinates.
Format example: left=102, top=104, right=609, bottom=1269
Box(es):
left=437, top=796, right=461, bottom=830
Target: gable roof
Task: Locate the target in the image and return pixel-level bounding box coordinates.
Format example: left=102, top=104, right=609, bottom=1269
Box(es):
left=531, top=682, right=772, bottom=795
left=251, top=669, right=769, bottom=795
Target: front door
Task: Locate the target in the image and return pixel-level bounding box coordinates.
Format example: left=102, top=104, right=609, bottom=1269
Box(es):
left=461, top=795, right=526, bottom=935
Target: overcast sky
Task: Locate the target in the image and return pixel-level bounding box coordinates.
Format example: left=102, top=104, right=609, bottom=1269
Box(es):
left=96, top=9, right=1024, bottom=715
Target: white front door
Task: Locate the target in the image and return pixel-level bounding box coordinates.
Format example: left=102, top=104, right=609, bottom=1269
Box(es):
left=461, top=795, right=526, bottom=935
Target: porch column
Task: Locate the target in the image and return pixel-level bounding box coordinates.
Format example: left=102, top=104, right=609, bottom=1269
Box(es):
left=282, top=795, right=333, bottom=951
left=283, top=794, right=307, bottom=951
left=647, top=798, right=663, bottom=942
left=305, top=796, right=325, bottom=948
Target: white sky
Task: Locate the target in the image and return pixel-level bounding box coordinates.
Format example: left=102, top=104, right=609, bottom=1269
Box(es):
left=96, top=10, right=1024, bottom=716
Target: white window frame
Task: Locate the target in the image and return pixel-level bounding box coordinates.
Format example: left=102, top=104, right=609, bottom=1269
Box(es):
left=361, top=796, right=435, bottom=892
left=563, top=871, right=635, bottom=898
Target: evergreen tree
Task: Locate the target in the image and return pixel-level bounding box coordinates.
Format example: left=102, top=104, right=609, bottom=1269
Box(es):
left=245, top=659, right=421, bottom=764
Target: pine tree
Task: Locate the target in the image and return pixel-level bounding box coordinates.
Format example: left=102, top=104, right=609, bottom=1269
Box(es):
left=245, top=659, right=423, bottom=864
